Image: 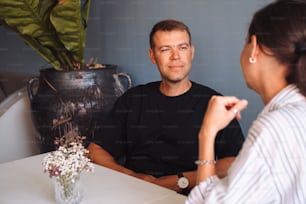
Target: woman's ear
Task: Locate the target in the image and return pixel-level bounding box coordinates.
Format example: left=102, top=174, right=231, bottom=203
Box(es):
left=249, top=35, right=259, bottom=63
left=250, top=35, right=259, bottom=58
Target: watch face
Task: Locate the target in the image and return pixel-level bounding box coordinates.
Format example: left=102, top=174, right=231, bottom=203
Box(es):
left=178, top=177, right=189, bottom=189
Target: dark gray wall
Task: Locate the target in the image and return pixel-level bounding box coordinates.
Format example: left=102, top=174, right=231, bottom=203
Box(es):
left=0, top=0, right=273, bottom=135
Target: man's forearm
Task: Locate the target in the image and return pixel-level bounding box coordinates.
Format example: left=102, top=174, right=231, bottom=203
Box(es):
left=154, top=171, right=197, bottom=193
left=152, top=157, right=235, bottom=191
left=215, top=157, right=235, bottom=178
left=87, top=142, right=135, bottom=175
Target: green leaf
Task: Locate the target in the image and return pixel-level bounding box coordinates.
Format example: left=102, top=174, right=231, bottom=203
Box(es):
left=51, top=0, right=91, bottom=69
left=0, top=0, right=91, bottom=70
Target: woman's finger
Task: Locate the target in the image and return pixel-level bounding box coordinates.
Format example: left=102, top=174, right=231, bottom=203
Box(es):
left=229, top=99, right=248, bottom=120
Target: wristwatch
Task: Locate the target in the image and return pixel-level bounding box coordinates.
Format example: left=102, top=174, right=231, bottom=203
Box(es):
left=177, top=172, right=189, bottom=194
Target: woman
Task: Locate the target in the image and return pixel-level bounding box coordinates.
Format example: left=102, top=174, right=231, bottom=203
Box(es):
left=186, top=0, right=306, bottom=203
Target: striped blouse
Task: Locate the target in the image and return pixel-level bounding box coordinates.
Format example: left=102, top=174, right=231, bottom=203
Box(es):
left=186, top=85, right=306, bottom=204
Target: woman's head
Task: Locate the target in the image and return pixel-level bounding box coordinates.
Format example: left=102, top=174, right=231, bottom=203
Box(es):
left=247, top=0, right=306, bottom=96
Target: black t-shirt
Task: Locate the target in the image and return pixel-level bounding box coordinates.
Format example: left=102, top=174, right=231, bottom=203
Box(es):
left=93, top=81, right=244, bottom=177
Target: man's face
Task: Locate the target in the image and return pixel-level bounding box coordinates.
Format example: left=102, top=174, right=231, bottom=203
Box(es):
left=149, top=30, right=194, bottom=83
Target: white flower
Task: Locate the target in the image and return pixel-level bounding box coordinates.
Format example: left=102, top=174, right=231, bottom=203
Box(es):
left=43, top=142, right=94, bottom=183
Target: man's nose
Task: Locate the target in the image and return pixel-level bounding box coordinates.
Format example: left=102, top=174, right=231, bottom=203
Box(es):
left=170, top=49, right=180, bottom=60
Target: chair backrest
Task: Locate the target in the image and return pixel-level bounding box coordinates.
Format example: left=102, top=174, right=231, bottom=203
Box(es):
left=0, top=87, right=40, bottom=163
left=0, top=72, right=35, bottom=103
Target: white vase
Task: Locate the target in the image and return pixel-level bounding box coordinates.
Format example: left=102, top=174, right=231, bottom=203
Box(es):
left=53, top=176, right=83, bottom=204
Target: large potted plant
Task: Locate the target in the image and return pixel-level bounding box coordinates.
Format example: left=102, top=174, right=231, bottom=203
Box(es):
left=0, top=0, right=132, bottom=152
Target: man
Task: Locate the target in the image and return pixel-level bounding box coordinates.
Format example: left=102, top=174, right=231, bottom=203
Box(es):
left=88, top=19, right=244, bottom=195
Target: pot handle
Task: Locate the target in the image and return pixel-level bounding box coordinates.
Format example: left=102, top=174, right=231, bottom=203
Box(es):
left=116, top=72, right=132, bottom=90
left=27, top=76, right=39, bottom=101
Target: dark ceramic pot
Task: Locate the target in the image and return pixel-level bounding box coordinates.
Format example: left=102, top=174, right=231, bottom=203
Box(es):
left=27, top=65, right=132, bottom=153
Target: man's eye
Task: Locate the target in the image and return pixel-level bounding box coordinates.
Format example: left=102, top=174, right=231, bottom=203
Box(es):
left=160, top=48, right=170, bottom=52
left=179, top=46, right=189, bottom=50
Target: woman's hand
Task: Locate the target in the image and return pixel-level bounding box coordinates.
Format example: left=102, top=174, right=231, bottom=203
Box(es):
left=200, top=96, right=248, bottom=139
left=196, top=96, right=248, bottom=183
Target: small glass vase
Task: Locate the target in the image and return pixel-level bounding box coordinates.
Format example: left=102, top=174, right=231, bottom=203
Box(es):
left=53, top=176, right=83, bottom=204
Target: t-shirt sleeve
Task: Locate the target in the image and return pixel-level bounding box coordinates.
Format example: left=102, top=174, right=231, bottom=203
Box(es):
left=194, top=84, right=245, bottom=159
left=91, top=92, right=129, bottom=161
left=214, top=119, right=245, bottom=159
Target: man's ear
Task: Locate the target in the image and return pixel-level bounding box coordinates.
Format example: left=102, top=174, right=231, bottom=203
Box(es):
left=148, top=48, right=157, bottom=64
left=191, top=44, right=195, bottom=60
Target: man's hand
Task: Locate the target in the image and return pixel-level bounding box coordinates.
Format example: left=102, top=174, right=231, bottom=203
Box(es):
left=131, top=172, right=156, bottom=182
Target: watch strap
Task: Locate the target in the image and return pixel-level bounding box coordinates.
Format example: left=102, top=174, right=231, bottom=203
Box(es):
left=177, top=172, right=184, bottom=178
left=177, top=172, right=190, bottom=195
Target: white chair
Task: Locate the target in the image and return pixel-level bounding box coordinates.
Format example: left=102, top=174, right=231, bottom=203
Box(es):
left=0, top=87, right=40, bottom=163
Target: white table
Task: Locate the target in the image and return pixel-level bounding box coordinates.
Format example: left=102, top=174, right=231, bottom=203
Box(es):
left=0, top=154, right=186, bottom=204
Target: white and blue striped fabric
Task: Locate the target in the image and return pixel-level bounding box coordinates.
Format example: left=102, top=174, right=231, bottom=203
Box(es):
left=186, top=85, right=306, bottom=204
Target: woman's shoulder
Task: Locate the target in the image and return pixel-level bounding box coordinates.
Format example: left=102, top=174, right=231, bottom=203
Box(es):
left=250, top=102, right=306, bottom=142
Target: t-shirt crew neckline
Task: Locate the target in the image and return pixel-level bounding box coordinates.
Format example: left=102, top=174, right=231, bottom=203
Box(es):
left=156, top=81, right=194, bottom=99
